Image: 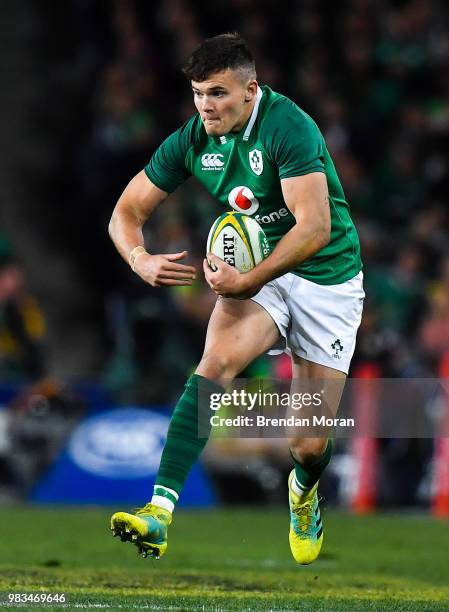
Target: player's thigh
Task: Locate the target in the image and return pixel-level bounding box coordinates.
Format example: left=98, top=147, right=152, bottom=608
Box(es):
left=289, top=356, right=346, bottom=456
left=292, top=355, right=346, bottom=415
left=196, top=297, right=280, bottom=380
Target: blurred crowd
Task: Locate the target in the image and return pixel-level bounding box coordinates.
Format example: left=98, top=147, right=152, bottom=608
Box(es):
left=68, top=0, right=449, bottom=396
left=0, top=0, right=448, bottom=508
left=0, top=237, right=45, bottom=382
left=2, top=0, right=449, bottom=401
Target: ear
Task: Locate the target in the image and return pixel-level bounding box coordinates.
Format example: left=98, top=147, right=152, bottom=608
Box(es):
left=245, top=80, right=258, bottom=102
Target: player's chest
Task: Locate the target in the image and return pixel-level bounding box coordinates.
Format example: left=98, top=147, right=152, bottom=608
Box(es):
left=187, top=139, right=280, bottom=210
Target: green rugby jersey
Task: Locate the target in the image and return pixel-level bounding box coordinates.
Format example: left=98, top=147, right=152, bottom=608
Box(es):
left=145, top=85, right=362, bottom=285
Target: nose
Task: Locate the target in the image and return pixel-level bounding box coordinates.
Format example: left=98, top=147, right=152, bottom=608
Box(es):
left=200, top=95, right=214, bottom=113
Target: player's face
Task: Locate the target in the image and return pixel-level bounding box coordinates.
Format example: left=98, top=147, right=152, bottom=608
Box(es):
left=192, top=69, right=258, bottom=136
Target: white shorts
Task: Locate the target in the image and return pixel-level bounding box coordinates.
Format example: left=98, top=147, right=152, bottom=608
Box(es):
left=251, top=271, right=364, bottom=374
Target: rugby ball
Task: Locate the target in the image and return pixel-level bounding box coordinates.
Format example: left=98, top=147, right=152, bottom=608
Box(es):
left=206, top=212, right=270, bottom=273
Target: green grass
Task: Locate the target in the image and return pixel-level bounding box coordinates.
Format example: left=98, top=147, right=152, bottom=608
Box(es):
left=0, top=506, right=448, bottom=610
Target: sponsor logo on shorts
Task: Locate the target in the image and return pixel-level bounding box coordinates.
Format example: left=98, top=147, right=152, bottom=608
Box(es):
left=249, top=148, right=263, bottom=176
left=228, top=186, right=260, bottom=214
left=201, top=153, right=225, bottom=171
left=331, top=339, right=344, bottom=359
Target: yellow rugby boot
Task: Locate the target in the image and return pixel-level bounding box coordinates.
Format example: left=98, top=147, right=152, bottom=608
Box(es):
left=111, top=503, right=172, bottom=559
left=288, top=470, right=323, bottom=565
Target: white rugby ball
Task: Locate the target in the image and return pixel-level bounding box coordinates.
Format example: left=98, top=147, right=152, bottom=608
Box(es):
left=206, top=212, right=270, bottom=273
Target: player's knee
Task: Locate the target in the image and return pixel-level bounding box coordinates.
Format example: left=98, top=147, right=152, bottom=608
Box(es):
left=289, top=437, right=328, bottom=466
left=196, top=351, right=239, bottom=382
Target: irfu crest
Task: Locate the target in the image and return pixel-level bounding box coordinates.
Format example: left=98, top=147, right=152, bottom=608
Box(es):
left=331, top=339, right=344, bottom=359
left=249, top=149, right=263, bottom=176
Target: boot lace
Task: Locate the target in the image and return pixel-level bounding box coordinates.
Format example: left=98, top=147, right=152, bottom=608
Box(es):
left=135, top=503, right=154, bottom=516
left=291, top=499, right=315, bottom=538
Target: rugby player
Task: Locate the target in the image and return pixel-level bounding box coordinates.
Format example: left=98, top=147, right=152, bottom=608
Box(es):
left=109, top=33, right=364, bottom=565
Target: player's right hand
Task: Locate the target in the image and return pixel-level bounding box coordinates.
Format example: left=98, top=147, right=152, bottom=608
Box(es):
left=134, top=251, right=197, bottom=287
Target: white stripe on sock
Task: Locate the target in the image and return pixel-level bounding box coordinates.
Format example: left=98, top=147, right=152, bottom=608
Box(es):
left=151, top=495, right=174, bottom=513
left=292, top=476, right=311, bottom=497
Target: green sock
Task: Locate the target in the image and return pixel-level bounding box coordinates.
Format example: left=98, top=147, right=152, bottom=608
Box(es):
left=151, top=374, right=222, bottom=512
left=291, top=439, right=334, bottom=493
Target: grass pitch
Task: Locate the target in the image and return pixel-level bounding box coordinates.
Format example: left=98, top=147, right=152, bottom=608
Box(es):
left=0, top=506, right=448, bottom=610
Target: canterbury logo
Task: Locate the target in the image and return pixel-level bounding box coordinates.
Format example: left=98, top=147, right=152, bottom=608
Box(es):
left=201, top=153, right=225, bottom=170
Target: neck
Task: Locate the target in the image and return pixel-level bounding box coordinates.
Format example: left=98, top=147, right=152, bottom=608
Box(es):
left=231, top=95, right=257, bottom=133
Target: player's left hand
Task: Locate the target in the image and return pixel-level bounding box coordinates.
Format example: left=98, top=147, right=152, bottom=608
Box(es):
left=203, top=253, right=261, bottom=299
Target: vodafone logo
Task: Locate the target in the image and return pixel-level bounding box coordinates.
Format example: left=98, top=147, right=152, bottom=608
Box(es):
left=228, top=186, right=259, bottom=215
left=201, top=153, right=225, bottom=171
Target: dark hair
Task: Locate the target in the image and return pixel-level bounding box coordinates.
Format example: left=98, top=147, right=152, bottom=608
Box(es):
left=182, top=32, right=256, bottom=82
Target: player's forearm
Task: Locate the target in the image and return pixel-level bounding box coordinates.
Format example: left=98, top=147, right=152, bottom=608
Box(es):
left=108, top=170, right=167, bottom=265
left=108, top=206, right=146, bottom=265
left=247, top=222, right=329, bottom=287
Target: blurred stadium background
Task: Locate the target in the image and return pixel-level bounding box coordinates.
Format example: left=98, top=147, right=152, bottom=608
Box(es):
left=0, top=0, right=448, bottom=607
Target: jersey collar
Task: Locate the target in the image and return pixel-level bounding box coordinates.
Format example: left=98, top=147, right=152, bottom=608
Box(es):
left=242, top=85, right=263, bottom=141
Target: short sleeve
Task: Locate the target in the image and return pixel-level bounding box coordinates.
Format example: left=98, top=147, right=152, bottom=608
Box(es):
left=264, top=101, right=325, bottom=179
left=144, top=117, right=197, bottom=193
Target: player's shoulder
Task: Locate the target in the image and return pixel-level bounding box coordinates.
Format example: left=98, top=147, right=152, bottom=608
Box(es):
left=257, top=86, right=325, bottom=168
left=173, top=113, right=205, bottom=149
left=146, top=113, right=204, bottom=191
left=259, top=86, right=320, bottom=135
